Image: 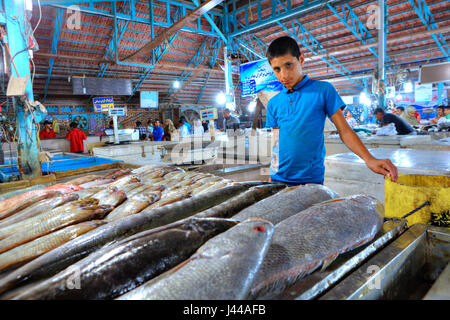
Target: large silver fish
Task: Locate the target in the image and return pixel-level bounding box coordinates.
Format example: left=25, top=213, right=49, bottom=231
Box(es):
left=10, top=218, right=238, bottom=300
left=117, top=218, right=274, bottom=300
left=232, top=184, right=339, bottom=224
left=249, top=195, right=385, bottom=299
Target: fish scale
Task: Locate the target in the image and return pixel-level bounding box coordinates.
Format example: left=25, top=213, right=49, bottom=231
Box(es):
left=249, top=195, right=384, bottom=300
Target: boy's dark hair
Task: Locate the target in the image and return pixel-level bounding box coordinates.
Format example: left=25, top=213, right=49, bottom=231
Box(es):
left=373, top=108, right=385, bottom=114
left=396, top=106, right=405, bottom=111
left=136, top=121, right=142, bottom=126
left=43, top=120, right=51, bottom=125
left=437, top=105, right=446, bottom=110
left=147, top=119, right=153, bottom=125
left=70, top=122, right=78, bottom=129
left=267, top=36, right=301, bottom=62
left=154, top=119, right=160, bottom=123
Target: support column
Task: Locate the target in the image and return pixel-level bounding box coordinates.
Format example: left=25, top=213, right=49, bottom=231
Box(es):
left=5, top=0, right=45, bottom=179
left=377, top=0, right=387, bottom=109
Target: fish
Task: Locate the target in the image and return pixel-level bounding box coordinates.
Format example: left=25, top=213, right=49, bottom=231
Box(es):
left=107, top=175, right=140, bottom=189
left=249, top=195, right=385, bottom=299
left=116, top=218, right=274, bottom=300
left=103, top=169, right=131, bottom=180
left=105, top=191, right=162, bottom=221
left=96, top=190, right=127, bottom=207
left=195, top=184, right=286, bottom=219
left=73, top=188, right=103, bottom=200
left=0, top=200, right=113, bottom=254
left=0, top=184, right=250, bottom=295
left=232, top=184, right=339, bottom=225
left=45, top=184, right=83, bottom=193
left=10, top=218, right=238, bottom=300
left=79, top=179, right=115, bottom=189
left=0, top=220, right=106, bottom=273
left=0, top=193, right=79, bottom=229
left=0, top=190, right=62, bottom=220
left=0, top=185, right=48, bottom=201
left=62, top=175, right=101, bottom=186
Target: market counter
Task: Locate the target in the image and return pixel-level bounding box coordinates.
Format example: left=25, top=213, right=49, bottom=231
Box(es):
left=325, top=133, right=450, bottom=156
left=324, top=148, right=450, bottom=203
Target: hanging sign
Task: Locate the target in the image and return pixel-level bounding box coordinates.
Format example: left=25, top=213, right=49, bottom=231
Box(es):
left=93, top=97, right=114, bottom=112
left=386, top=86, right=396, bottom=99
left=414, top=82, right=432, bottom=102
left=240, top=59, right=283, bottom=97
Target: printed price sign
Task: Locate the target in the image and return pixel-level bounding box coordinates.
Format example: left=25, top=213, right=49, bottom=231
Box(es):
left=93, top=97, right=114, bottom=112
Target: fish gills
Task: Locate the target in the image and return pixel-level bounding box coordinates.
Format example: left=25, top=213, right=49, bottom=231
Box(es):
left=250, top=195, right=384, bottom=299
left=117, top=218, right=274, bottom=300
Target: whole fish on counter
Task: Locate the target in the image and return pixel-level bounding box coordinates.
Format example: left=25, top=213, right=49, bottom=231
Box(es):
left=105, top=191, right=162, bottom=221
left=0, top=193, right=79, bottom=229
left=0, top=190, right=62, bottom=220
left=249, top=195, right=385, bottom=299
left=195, top=184, right=286, bottom=219
left=232, top=184, right=339, bottom=225
left=10, top=218, right=238, bottom=300
left=45, top=184, right=83, bottom=194
left=0, top=199, right=113, bottom=254
left=62, top=175, right=101, bottom=186
left=79, top=179, right=115, bottom=189
left=73, top=188, right=103, bottom=200
left=0, top=184, right=252, bottom=295
left=0, top=220, right=106, bottom=273
left=102, top=169, right=131, bottom=180
left=117, top=218, right=274, bottom=300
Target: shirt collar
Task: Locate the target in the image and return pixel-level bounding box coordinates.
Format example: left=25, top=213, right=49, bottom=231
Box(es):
left=282, top=75, right=310, bottom=94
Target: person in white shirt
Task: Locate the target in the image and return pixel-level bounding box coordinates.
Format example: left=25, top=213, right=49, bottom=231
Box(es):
left=193, top=119, right=204, bottom=136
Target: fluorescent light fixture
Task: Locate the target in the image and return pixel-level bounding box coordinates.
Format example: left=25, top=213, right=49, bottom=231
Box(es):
left=25, top=0, right=33, bottom=11
left=216, top=92, right=226, bottom=105
left=248, top=100, right=256, bottom=112
left=404, top=82, right=413, bottom=93
left=173, top=80, right=180, bottom=89
left=225, top=102, right=235, bottom=111
left=359, top=91, right=371, bottom=106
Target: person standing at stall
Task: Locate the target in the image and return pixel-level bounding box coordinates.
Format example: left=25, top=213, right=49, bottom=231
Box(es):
left=152, top=119, right=164, bottom=141
left=66, top=122, right=86, bottom=153
left=265, top=36, right=398, bottom=186
left=39, top=120, right=56, bottom=139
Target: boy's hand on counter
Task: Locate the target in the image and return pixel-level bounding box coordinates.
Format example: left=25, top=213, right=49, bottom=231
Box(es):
left=365, top=157, right=398, bottom=182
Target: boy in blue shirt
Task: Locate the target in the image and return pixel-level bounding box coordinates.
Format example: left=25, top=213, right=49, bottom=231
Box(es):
left=266, top=36, right=398, bottom=185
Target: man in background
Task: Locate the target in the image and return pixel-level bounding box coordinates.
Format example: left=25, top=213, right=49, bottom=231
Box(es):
left=66, top=122, right=86, bottom=153
left=39, top=120, right=56, bottom=139
left=135, top=121, right=147, bottom=140
left=222, top=108, right=240, bottom=131
left=373, top=108, right=415, bottom=135
left=152, top=119, right=164, bottom=141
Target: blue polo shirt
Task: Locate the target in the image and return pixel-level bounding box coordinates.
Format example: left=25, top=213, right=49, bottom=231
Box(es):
left=266, top=75, right=345, bottom=185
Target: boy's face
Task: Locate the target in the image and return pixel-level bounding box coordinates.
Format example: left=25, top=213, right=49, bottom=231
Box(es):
left=269, top=52, right=305, bottom=90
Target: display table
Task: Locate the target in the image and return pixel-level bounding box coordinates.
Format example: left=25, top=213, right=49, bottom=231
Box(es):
left=324, top=148, right=450, bottom=203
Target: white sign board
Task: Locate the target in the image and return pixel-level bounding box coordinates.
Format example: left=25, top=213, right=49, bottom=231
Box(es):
left=414, top=82, right=432, bottom=102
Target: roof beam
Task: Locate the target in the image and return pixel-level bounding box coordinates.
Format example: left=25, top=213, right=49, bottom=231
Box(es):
left=122, top=0, right=226, bottom=61
left=44, top=8, right=64, bottom=101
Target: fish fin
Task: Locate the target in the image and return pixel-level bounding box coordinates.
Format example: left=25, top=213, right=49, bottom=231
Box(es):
left=321, top=253, right=339, bottom=272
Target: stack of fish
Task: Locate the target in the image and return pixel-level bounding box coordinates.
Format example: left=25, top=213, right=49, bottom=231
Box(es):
left=0, top=165, right=386, bottom=300
left=0, top=165, right=244, bottom=276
